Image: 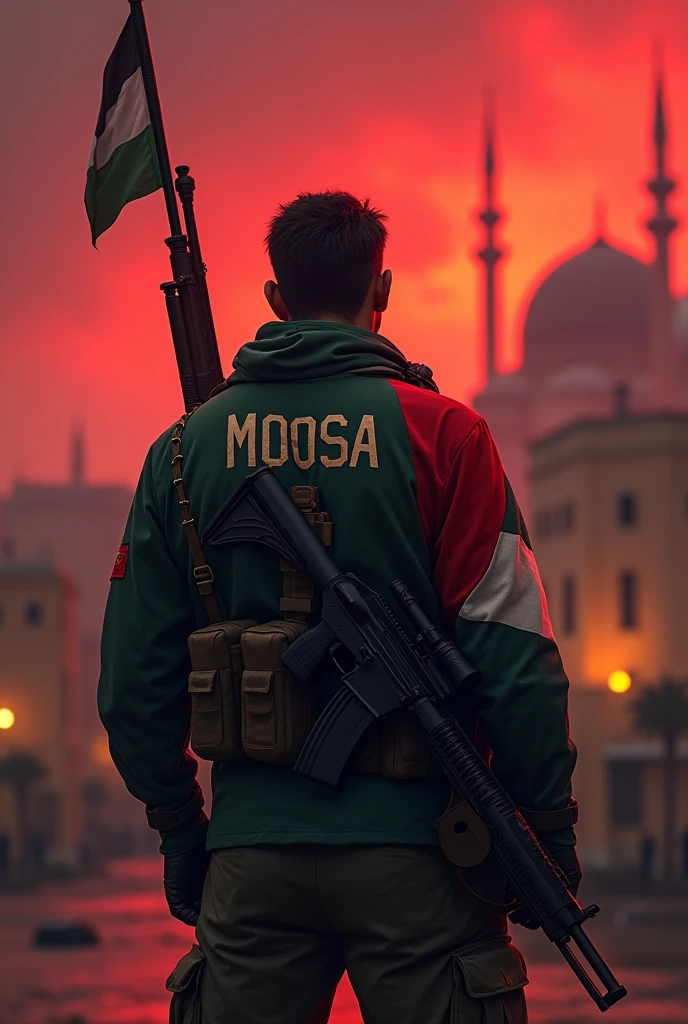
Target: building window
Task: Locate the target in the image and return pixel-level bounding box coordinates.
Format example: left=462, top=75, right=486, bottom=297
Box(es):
left=562, top=575, right=576, bottom=634
left=619, top=571, right=638, bottom=629
left=608, top=761, right=644, bottom=827
left=617, top=492, right=639, bottom=527
left=562, top=501, right=576, bottom=532
left=24, top=601, right=43, bottom=627
left=535, top=502, right=577, bottom=541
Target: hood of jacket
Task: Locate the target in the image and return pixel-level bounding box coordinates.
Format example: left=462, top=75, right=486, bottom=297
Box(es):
left=226, top=321, right=438, bottom=391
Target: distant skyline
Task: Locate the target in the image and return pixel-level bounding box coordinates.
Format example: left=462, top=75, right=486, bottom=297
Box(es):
left=2, top=0, right=688, bottom=489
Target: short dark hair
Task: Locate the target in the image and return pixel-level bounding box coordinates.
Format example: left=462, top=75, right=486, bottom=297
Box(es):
left=265, top=191, right=388, bottom=320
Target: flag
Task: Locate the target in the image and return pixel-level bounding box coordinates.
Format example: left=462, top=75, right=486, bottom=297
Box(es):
left=85, top=15, right=162, bottom=245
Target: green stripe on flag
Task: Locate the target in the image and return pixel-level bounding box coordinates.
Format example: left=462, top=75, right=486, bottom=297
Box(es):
left=85, top=15, right=162, bottom=245
left=85, top=124, right=161, bottom=245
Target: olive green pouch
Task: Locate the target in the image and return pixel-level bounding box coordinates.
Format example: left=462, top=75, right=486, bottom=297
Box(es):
left=451, top=938, right=528, bottom=1024
left=167, top=944, right=206, bottom=1024
left=240, top=619, right=313, bottom=762
left=352, top=720, right=384, bottom=773
left=188, top=619, right=256, bottom=761
left=381, top=713, right=443, bottom=779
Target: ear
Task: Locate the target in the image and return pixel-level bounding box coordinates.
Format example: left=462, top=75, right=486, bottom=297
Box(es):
left=374, top=269, right=392, bottom=313
left=264, top=281, right=290, bottom=321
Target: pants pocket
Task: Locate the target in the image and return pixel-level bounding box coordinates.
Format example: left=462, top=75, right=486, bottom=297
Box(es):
left=452, top=937, right=528, bottom=1024
left=166, top=944, right=206, bottom=1024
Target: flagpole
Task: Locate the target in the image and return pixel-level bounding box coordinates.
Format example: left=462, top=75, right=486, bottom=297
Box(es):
left=128, top=0, right=182, bottom=238
left=125, top=0, right=223, bottom=409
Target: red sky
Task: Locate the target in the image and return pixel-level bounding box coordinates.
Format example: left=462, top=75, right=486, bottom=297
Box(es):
left=3, top=0, right=688, bottom=490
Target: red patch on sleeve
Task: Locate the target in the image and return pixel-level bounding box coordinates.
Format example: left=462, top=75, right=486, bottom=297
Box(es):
left=388, top=381, right=506, bottom=623
left=110, top=545, right=129, bottom=580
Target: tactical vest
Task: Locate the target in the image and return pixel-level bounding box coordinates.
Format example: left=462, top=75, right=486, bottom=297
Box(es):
left=172, top=410, right=577, bottom=909
left=171, top=412, right=441, bottom=781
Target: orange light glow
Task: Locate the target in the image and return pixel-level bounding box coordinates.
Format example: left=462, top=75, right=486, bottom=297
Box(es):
left=607, top=671, right=632, bottom=694
left=91, top=732, right=114, bottom=769
left=0, top=708, right=15, bottom=730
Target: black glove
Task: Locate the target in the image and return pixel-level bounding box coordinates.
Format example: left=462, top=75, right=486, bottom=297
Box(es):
left=163, top=838, right=211, bottom=927
left=509, top=845, right=583, bottom=931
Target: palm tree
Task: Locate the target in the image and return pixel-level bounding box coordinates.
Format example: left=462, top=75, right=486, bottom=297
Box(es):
left=631, top=678, right=688, bottom=882
left=0, top=751, right=48, bottom=877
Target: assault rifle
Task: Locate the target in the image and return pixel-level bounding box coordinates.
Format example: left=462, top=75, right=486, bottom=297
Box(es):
left=202, top=466, right=628, bottom=1014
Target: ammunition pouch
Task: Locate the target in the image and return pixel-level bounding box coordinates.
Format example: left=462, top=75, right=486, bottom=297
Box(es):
left=188, top=619, right=256, bottom=761
left=352, top=715, right=444, bottom=779
left=240, top=620, right=314, bottom=763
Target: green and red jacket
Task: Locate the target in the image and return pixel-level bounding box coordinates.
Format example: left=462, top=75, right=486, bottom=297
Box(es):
left=98, top=321, right=577, bottom=855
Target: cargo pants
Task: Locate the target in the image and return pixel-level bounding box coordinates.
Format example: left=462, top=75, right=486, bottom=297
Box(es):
left=167, top=844, right=528, bottom=1024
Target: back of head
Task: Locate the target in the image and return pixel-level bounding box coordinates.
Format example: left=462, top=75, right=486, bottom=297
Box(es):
left=266, top=191, right=388, bottom=321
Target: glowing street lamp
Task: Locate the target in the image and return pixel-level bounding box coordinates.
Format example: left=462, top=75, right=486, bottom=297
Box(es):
left=607, top=671, right=632, bottom=694
left=0, top=708, right=15, bottom=730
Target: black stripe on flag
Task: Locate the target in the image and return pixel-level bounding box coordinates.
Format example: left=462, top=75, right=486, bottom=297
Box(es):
left=95, top=15, right=140, bottom=139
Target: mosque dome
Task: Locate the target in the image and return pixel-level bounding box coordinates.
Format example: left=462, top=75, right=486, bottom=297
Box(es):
left=545, top=363, right=612, bottom=393
left=480, top=371, right=530, bottom=395
left=522, top=238, right=653, bottom=384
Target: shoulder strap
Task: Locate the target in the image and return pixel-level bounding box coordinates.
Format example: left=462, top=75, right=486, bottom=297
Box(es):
left=171, top=412, right=224, bottom=625
left=279, top=486, right=333, bottom=623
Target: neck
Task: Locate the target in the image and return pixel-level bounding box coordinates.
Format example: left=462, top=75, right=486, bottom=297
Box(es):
left=291, top=310, right=373, bottom=330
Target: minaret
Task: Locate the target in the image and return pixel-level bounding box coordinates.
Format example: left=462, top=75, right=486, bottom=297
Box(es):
left=477, top=91, right=503, bottom=384
left=646, top=57, right=678, bottom=406
left=71, top=425, right=85, bottom=486
left=593, top=194, right=608, bottom=243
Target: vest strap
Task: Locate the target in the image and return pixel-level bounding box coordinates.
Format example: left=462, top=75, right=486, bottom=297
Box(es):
left=171, top=412, right=223, bottom=625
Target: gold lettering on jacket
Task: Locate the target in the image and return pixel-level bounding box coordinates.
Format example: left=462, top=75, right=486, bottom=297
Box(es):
left=320, top=415, right=348, bottom=467
left=262, top=414, right=288, bottom=467
left=350, top=415, right=378, bottom=468
left=291, top=417, right=316, bottom=469
left=227, top=414, right=378, bottom=469
left=227, top=413, right=257, bottom=468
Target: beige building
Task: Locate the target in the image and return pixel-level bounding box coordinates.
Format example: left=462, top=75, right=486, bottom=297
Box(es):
left=0, top=432, right=133, bottom=797
left=0, top=564, right=82, bottom=869
left=472, top=71, right=688, bottom=519
left=530, top=405, right=688, bottom=867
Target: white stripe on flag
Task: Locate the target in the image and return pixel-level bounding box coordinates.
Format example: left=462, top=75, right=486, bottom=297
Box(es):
left=459, top=531, right=555, bottom=639
left=90, top=68, right=150, bottom=171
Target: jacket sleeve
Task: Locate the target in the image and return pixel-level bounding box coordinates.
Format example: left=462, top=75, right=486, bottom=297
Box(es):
left=97, top=440, right=204, bottom=854
left=433, top=419, right=577, bottom=846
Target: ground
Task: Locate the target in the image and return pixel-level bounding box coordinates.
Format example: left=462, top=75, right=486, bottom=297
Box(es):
left=0, top=859, right=686, bottom=1024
